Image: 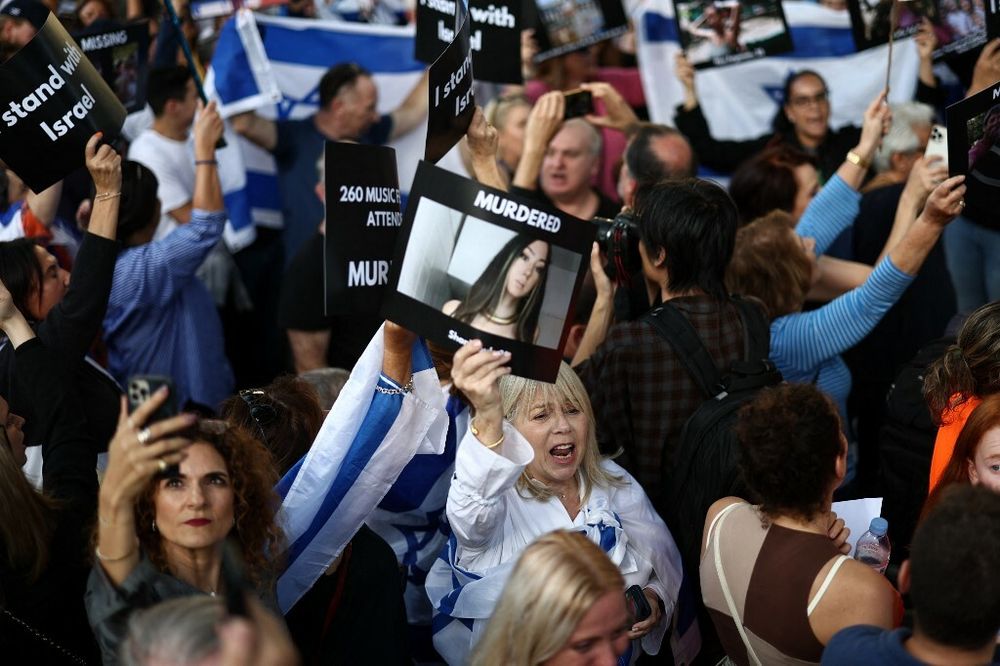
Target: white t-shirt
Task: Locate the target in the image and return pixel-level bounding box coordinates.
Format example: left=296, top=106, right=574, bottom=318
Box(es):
left=128, top=129, right=195, bottom=240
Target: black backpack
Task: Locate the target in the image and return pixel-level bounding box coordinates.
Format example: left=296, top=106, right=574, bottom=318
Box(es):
left=643, top=297, right=782, bottom=577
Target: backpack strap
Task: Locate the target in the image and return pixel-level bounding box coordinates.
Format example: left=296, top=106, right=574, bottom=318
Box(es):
left=730, top=296, right=770, bottom=363
left=644, top=303, right=724, bottom=399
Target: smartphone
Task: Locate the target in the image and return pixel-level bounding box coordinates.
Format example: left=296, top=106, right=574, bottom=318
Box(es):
left=924, top=124, right=948, bottom=167
left=222, top=538, right=250, bottom=618
left=625, top=584, right=651, bottom=624
left=563, top=89, right=594, bottom=119
left=127, top=375, right=177, bottom=425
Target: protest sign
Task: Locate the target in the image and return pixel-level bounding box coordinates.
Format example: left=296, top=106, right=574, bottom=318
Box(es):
left=848, top=0, right=987, bottom=60
left=415, top=0, right=522, bottom=83
left=425, top=10, right=475, bottom=163
left=989, top=0, right=999, bottom=40
left=531, top=0, right=628, bottom=62
left=384, top=161, right=594, bottom=383
left=324, top=142, right=402, bottom=315
left=75, top=21, right=149, bottom=113
left=0, top=13, right=126, bottom=192
left=191, top=0, right=288, bottom=19
left=674, top=0, right=793, bottom=68
left=947, top=79, right=1000, bottom=225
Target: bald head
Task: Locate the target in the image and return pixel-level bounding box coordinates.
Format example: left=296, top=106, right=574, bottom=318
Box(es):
left=619, top=124, right=696, bottom=207
left=541, top=119, right=603, bottom=202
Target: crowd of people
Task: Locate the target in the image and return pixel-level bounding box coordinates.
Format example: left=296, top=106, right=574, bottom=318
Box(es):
left=2, top=0, right=1000, bottom=663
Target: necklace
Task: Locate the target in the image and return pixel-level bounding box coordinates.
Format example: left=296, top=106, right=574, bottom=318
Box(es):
left=482, top=309, right=517, bottom=325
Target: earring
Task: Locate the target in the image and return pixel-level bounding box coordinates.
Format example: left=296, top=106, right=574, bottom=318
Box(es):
left=152, top=519, right=157, bottom=533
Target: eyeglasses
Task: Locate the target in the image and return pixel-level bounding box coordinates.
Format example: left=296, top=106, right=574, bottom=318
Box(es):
left=239, top=389, right=276, bottom=445
left=788, top=90, right=829, bottom=109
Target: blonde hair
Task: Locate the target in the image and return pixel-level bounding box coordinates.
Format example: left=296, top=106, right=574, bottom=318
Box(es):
left=0, top=432, right=56, bottom=581
left=470, top=531, right=625, bottom=665
left=499, top=362, right=622, bottom=502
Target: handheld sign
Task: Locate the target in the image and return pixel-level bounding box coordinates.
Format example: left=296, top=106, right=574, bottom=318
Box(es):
left=74, top=21, right=150, bottom=113
left=531, top=0, right=628, bottom=62
left=673, top=0, right=793, bottom=69
left=415, top=0, right=522, bottom=83
left=324, top=142, right=402, bottom=315
left=384, top=161, right=595, bottom=383
left=848, top=0, right=987, bottom=60
left=0, top=12, right=126, bottom=192
left=946, top=79, right=1000, bottom=225
left=425, top=9, right=475, bottom=163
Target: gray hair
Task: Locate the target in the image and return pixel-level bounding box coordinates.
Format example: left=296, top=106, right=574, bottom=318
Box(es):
left=299, top=367, right=351, bottom=410
left=558, top=118, right=602, bottom=158
left=119, top=596, right=224, bottom=666
left=874, top=102, right=935, bottom=173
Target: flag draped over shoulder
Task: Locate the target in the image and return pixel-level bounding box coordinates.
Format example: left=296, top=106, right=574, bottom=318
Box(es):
left=635, top=0, right=921, bottom=142
left=206, top=12, right=467, bottom=231
left=275, top=326, right=450, bottom=613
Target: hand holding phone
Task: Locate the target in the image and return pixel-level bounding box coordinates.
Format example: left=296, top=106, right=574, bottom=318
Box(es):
left=563, top=89, right=594, bottom=119
left=625, top=584, right=651, bottom=624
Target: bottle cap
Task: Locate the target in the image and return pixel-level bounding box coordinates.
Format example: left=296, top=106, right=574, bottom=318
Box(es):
left=869, top=517, right=888, bottom=536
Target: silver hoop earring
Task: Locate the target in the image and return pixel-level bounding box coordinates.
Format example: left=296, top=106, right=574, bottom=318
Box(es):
left=152, top=519, right=157, bottom=532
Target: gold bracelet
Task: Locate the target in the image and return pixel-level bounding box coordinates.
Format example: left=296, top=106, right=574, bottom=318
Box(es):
left=93, top=191, right=122, bottom=202
left=470, top=417, right=504, bottom=449
left=846, top=150, right=870, bottom=170
left=95, top=539, right=138, bottom=562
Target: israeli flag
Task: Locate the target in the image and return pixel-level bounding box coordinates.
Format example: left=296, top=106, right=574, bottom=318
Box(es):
left=275, top=326, right=450, bottom=613
left=635, top=0, right=921, bottom=141
left=205, top=11, right=467, bottom=232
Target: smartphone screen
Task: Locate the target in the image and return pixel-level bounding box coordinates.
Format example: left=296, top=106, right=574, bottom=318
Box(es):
left=564, top=89, right=594, bottom=120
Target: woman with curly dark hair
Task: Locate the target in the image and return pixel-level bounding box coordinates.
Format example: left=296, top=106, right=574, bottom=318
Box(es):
left=701, top=383, right=900, bottom=665
left=85, top=391, right=283, bottom=664
left=923, top=301, right=1000, bottom=492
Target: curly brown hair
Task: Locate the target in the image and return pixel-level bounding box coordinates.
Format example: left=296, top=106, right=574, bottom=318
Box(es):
left=735, top=383, right=843, bottom=521
left=134, top=422, right=284, bottom=590
left=726, top=210, right=812, bottom=320
left=924, top=302, right=1000, bottom=424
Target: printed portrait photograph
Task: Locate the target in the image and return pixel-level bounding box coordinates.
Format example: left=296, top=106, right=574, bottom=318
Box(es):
left=675, top=0, right=792, bottom=67
left=395, top=198, right=583, bottom=349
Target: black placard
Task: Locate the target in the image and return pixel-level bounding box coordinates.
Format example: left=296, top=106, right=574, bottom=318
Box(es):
left=425, top=10, right=475, bottom=164
left=946, top=79, right=1000, bottom=224
left=532, top=0, right=628, bottom=62
left=74, top=22, right=150, bottom=114
left=415, top=0, right=522, bottom=83
left=848, top=0, right=987, bottom=60
left=673, top=0, right=793, bottom=69
left=0, top=13, right=126, bottom=192
left=383, top=161, right=594, bottom=383
left=324, top=142, right=402, bottom=316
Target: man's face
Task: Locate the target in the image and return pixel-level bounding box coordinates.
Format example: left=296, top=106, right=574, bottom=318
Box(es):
left=1, top=17, right=36, bottom=49
left=541, top=124, right=599, bottom=201
left=333, top=75, right=379, bottom=140
left=169, top=78, right=198, bottom=129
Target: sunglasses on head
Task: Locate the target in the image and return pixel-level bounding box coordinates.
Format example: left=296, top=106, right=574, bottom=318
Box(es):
left=239, top=389, right=276, bottom=444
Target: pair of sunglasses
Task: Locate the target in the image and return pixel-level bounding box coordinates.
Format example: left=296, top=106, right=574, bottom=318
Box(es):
left=238, top=389, right=276, bottom=444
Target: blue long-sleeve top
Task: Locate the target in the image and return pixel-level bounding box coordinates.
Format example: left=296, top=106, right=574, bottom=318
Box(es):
left=795, top=173, right=860, bottom=252
left=103, top=209, right=234, bottom=410
left=772, top=173, right=914, bottom=422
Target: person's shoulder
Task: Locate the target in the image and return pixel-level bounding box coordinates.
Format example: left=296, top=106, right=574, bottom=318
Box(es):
left=442, top=299, right=461, bottom=316
left=822, top=625, right=906, bottom=665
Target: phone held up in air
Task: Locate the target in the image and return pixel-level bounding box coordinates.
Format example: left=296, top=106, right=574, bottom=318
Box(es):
left=924, top=124, right=948, bottom=167
left=563, top=89, right=594, bottom=120
left=127, top=375, right=179, bottom=472
left=625, top=584, right=651, bottom=624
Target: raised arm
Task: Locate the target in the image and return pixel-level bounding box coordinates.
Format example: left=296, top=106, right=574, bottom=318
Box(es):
left=512, top=92, right=564, bottom=191
left=23, top=180, right=63, bottom=229
left=446, top=341, right=531, bottom=556
left=389, top=69, right=430, bottom=140
left=231, top=111, right=278, bottom=152
left=85, top=132, right=123, bottom=240
left=465, top=107, right=505, bottom=191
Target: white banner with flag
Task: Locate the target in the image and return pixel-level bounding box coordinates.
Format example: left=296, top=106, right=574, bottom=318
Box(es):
left=635, top=0, right=921, bottom=144
left=206, top=11, right=467, bottom=231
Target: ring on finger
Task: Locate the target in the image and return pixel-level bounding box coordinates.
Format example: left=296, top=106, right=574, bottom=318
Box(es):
left=156, top=458, right=167, bottom=473
left=959, top=199, right=966, bottom=208
left=137, top=427, right=153, bottom=445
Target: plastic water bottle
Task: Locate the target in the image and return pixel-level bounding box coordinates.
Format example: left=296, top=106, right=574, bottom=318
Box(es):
left=853, top=517, right=891, bottom=574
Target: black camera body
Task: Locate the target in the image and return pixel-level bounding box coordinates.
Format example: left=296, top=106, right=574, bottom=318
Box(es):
left=592, top=211, right=640, bottom=286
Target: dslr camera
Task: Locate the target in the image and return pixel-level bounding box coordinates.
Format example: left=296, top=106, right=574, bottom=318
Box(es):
left=592, top=211, right=640, bottom=286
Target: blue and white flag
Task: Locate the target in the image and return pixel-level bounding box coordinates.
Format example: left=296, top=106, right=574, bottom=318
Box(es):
left=275, top=326, right=450, bottom=612
left=635, top=0, right=921, bottom=142
left=206, top=12, right=467, bottom=232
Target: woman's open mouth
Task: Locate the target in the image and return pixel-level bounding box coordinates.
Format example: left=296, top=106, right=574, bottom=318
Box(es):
left=549, top=443, right=576, bottom=464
